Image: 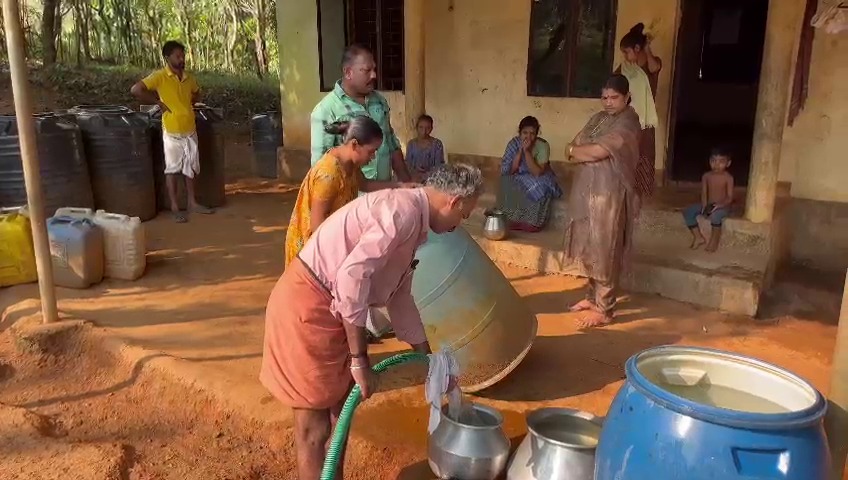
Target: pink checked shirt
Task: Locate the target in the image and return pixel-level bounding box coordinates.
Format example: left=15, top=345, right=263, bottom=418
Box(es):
left=297, top=188, right=430, bottom=345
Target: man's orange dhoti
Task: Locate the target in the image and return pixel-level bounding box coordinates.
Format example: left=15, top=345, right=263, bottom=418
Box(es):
left=259, top=259, right=353, bottom=409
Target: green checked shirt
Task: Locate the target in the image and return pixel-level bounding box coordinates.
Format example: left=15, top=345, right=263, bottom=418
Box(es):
left=310, top=81, right=401, bottom=181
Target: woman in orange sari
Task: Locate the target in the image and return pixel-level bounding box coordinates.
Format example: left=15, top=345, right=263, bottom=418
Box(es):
left=285, top=115, right=414, bottom=267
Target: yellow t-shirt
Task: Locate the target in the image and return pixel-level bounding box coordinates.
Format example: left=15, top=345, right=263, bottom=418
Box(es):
left=142, top=67, right=199, bottom=135
left=284, top=153, right=364, bottom=267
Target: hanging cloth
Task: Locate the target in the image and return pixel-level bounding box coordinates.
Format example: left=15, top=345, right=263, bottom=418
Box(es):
left=620, top=62, right=659, bottom=130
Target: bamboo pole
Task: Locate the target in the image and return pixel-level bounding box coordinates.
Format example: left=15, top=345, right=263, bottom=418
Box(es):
left=2, top=0, right=59, bottom=324
left=827, top=269, right=848, bottom=479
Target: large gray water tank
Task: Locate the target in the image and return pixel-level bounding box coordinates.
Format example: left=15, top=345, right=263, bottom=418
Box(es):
left=250, top=112, right=282, bottom=179
left=71, top=106, right=156, bottom=221
left=0, top=113, right=94, bottom=217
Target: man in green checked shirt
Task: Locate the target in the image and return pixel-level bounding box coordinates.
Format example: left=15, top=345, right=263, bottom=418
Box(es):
left=310, top=44, right=413, bottom=183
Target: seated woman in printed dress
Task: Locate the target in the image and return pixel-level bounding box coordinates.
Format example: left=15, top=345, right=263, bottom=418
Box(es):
left=497, top=116, right=563, bottom=232
left=405, top=114, right=446, bottom=182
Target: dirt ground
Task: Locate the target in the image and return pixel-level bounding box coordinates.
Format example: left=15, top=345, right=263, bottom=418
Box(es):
left=0, top=177, right=844, bottom=479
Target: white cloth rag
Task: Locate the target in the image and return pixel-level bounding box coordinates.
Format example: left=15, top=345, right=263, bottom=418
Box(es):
left=426, top=349, right=461, bottom=434
left=366, top=307, right=392, bottom=338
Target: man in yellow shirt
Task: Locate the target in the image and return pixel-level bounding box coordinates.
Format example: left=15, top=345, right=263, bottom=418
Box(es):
left=131, top=40, right=213, bottom=223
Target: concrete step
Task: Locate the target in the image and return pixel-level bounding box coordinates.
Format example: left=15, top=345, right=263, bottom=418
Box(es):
left=463, top=220, right=764, bottom=316
left=471, top=192, right=771, bottom=257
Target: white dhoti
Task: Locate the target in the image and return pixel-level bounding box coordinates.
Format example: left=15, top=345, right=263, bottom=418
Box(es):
left=163, top=131, right=200, bottom=178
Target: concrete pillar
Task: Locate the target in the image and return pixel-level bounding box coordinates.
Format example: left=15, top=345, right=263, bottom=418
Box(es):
left=826, top=270, right=848, bottom=480
left=403, top=0, right=426, bottom=141
left=744, top=0, right=803, bottom=223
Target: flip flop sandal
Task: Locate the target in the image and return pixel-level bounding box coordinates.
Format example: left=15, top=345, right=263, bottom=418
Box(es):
left=191, top=205, right=215, bottom=215
left=172, top=211, right=188, bottom=223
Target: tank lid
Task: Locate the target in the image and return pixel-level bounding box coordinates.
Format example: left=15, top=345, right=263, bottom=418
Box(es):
left=0, top=112, right=79, bottom=135
left=70, top=105, right=134, bottom=114
left=251, top=111, right=281, bottom=119
left=627, top=346, right=827, bottom=430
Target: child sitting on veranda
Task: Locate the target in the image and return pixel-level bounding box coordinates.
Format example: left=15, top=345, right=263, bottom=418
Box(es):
left=682, top=146, right=734, bottom=252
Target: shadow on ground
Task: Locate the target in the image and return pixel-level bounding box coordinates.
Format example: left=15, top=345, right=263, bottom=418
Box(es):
left=477, top=329, right=679, bottom=402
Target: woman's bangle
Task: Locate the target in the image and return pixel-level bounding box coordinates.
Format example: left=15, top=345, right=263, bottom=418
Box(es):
left=568, top=144, right=574, bottom=157
left=350, top=364, right=369, bottom=371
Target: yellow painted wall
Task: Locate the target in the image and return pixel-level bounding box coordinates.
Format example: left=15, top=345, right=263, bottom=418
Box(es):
left=423, top=0, right=678, bottom=167
left=779, top=32, right=848, bottom=203
left=277, top=0, right=848, bottom=204
left=276, top=0, right=408, bottom=152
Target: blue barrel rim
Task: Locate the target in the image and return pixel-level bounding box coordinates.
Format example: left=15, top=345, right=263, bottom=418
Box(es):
left=625, top=345, right=827, bottom=430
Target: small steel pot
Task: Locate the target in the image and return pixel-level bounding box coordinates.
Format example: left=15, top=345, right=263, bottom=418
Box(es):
left=506, top=408, right=602, bottom=480
left=428, top=403, right=511, bottom=480
left=482, top=209, right=508, bottom=241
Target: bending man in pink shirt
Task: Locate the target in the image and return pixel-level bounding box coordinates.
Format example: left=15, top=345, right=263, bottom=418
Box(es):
left=259, top=163, right=483, bottom=479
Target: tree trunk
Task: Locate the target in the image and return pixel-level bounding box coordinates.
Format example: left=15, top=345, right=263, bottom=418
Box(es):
left=81, top=0, right=92, bottom=60
left=228, top=6, right=239, bottom=71
left=73, top=0, right=83, bottom=65
left=95, top=0, right=110, bottom=60
left=253, top=0, right=268, bottom=78
left=41, top=0, right=59, bottom=66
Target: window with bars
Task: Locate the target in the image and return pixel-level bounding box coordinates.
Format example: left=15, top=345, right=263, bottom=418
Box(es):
left=316, top=0, right=405, bottom=92
left=527, top=0, right=618, bottom=98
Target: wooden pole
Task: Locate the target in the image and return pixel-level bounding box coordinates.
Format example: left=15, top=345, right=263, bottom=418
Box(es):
left=827, top=269, right=848, bottom=479
left=2, top=0, right=59, bottom=324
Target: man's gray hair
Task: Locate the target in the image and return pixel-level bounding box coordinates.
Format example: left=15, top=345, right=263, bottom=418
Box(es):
left=424, top=163, right=484, bottom=198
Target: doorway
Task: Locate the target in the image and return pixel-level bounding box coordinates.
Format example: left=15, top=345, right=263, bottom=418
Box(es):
left=667, top=0, right=769, bottom=186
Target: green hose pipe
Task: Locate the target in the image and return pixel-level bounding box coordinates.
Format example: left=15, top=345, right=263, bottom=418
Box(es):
left=320, top=352, right=431, bottom=480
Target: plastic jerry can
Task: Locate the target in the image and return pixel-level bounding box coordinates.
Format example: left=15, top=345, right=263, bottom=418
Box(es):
left=93, top=210, right=146, bottom=280
left=0, top=209, right=37, bottom=287
left=47, top=216, right=104, bottom=288
left=54, top=207, right=94, bottom=220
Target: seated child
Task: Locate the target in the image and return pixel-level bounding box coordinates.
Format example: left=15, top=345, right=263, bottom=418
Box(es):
left=406, top=114, right=445, bottom=182
left=682, top=146, right=734, bottom=252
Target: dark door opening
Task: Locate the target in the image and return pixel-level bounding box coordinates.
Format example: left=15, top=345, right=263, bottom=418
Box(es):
left=667, top=0, right=769, bottom=186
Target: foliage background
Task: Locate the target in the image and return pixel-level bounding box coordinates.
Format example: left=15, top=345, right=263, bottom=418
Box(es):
left=0, top=0, right=281, bottom=122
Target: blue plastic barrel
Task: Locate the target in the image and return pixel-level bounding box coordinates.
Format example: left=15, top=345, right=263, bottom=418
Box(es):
left=596, top=346, right=831, bottom=480
left=412, top=228, right=537, bottom=392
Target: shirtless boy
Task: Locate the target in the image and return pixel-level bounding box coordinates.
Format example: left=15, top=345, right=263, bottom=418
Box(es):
left=682, top=147, right=734, bottom=252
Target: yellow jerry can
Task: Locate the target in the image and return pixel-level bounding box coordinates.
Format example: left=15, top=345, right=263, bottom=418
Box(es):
left=0, top=210, right=38, bottom=287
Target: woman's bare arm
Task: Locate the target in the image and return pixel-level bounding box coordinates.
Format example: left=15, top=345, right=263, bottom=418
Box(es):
left=509, top=146, right=524, bottom=174
left=309, top=198, right=333, bottom=232
left=568, top=143, right=610, bottom=163
left=644, top=42, right=662, bottom=74
left=524, top=153, right=544, bottom=176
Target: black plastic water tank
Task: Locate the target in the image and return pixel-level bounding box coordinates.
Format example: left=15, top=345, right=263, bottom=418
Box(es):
left=250, top=112, right=282, bottom=178
left=0, top=114, right=94, bottom=217
left=71, top=106, right=156, bottom=221
left=148, top=106, right=226, bottom=210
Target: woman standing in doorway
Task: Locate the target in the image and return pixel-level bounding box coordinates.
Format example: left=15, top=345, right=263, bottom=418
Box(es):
left=618, top=22, right=662, bottom=199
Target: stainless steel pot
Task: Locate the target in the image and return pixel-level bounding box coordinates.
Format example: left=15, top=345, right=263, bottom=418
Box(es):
left=506, top=408, right=602, bottom=480
left=428, top=403, right=511, bottom=480
left=482, top=209, right=508, bottom=241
